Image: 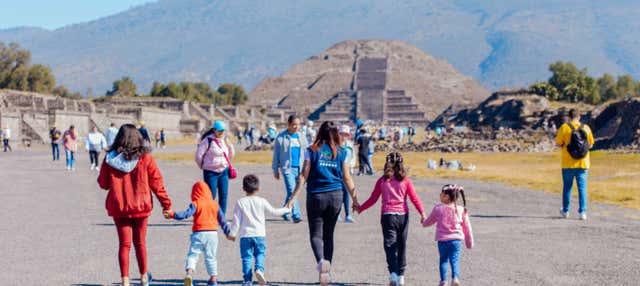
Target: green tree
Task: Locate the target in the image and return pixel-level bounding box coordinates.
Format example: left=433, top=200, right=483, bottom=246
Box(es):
left=597, top=73, right=617, bottom=102
left=0, top=42, right=32, bottom=89
left=530, top=82, right=559, bottom=100
left=27, top=64, right=55, bottom=93
left=5, top=65, right=29, bottom=90
left=52, top=85, right=82, bottom=99
left=107, top=76, right=137, bottom=97
left=616, top=75, right=636, bottom=99
left=217, top=83, right=247, bottom=105
left=549, top=61, right=583, bottom=93
left=149, top=81, right=165, bottom=97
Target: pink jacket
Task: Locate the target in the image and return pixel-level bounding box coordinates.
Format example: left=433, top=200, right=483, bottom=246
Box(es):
left=195, top=135, right=235, bottom=173
left=63, top=130, right=78, bottom=152
left=359, top=177, right=425, bottom=215
left=423, top=203, right=474, bottom=249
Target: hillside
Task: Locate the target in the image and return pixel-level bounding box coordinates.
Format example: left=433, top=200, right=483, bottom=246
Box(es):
left=1, top=0, right=639, bottom=95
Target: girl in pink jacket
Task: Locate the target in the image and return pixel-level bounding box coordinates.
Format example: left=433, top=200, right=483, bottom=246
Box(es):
left=422, top=185, right=474, bottom=286
left=358, top=152, right=426, bottom=286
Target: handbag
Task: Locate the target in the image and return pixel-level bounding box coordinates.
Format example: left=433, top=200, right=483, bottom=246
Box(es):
left=213, top=138, right=237, bottom=179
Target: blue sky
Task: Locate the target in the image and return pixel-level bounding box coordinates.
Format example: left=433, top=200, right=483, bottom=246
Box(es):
left=0, top=0, right=155, bottom=30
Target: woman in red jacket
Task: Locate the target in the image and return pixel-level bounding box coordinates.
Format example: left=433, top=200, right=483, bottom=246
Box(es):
left=97, top=124, right=172, bottom=286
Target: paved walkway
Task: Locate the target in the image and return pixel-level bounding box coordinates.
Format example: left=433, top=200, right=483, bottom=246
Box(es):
left=1, top=148, right=639, bottom=285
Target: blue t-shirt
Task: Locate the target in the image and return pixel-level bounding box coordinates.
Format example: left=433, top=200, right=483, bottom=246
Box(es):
left=305, top=144, right=346, bottom=193
left=289, top=132, right=301, bottom=167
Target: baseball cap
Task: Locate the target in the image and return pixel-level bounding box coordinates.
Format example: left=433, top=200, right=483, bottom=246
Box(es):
left=338, top=124, right=351, bottom=136
left=213, top=120, right=226, bottom=131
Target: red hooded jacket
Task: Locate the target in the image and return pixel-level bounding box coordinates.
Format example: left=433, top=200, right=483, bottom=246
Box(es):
left=97, top=153, right=172, bottom=218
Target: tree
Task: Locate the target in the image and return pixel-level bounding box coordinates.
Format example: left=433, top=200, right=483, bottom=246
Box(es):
left=5, top=65, right=29, bottom=90
left=530, top=82, right=559, bottom=100
left=52, top=85, right=82, bottom=99
left=616, top=74, right=636, bottom=99
left=597, top=73, right=617, bottom=102
left=549, top=61, right=583, bottom=93
left=107, top=76, right=137, bottom=97
left=27, top=64, right=55, bottom=93
left=217, top=83, right=247, bottom=106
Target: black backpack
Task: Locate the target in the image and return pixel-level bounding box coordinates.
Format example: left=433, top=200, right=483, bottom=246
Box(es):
left=566, top=123, right=589, bottom=159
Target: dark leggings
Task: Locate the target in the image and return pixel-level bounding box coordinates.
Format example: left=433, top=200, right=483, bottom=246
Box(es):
left=381, top=214, right=409, bottom=275
left=307, top=190, right=342, bottom=263
left=89, top=150, right=99, bottom=165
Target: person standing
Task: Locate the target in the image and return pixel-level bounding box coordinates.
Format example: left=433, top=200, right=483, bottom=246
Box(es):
left=272, top=115, right=308, bottom=223
left=195, top=120, right=235, bottom=215
left=555, top=108, right=594, bottom=220
left=303, top=120, right=316, bottom=144
left=154, top=130, right=162, bottom=149
left=160, top=128, right=166, bottom=149
left=97, top=124, right=172, bottom=286
left=106, top=123, right=119, bottom=149
left=2, top=126, right=11, bottom=152
left=338, top=124, right=356, bottom=223
left=63, top=125, right=78, bottom=170
left=356, top=129, right=373, bottom=176
left=138, top=121, right=151, bottom=145
left=86, top=126, right=107, bottom=171
left=50, top=126, right=62, bottom=160
left=286, top=121, right=359, bottom=286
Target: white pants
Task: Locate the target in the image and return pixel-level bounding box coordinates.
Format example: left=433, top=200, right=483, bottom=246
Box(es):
left=185, top=231, right=218, bottom=276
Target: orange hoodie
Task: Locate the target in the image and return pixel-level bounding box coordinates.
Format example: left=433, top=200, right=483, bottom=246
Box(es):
left=171, top=181, right=229, bottom=233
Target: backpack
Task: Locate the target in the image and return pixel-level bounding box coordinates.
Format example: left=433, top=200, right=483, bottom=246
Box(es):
left=566, top=123, right=589, bottom=159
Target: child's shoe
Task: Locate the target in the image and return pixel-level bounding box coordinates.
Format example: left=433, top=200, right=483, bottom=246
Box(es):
left=255, top=270, right=267, bottom=285
left=317, top=259, right=331, bottom=286
left=183, top=273, right=193, bottom=286
left=559, top=209, right=569, bottom=219
left=389, top=272, right=399, bottom=286
left=207, top=280, right=218, bottom=286
left=344, top=216, right=355, bottom=223
left=438, top=281, right=447, bottom=286
left=398, top=275, right=405, bottom=285
left=90, top=164, right=95, bottom=170
left=242, top=282, right=253, bottom=286
left=579, top=212, right=587, bottom=220
left=451, top=278, right=460, bottom=286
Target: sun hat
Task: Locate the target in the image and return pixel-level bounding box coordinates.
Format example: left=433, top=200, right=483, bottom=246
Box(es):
left=213, top=120, right=226, bottom=131
left=338, top=124, right=351, bottom=137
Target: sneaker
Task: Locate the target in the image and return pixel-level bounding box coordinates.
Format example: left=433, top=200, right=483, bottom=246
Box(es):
left=255, top=270, right=267, bottom=285
left=141, top=272, right=152, bottom=286
left=559, top=209, right=569, bottom=219
left=242, top=282, right=253, bottom=286
left=293, top=217, right=303, bottom=224
left=389, top=272, right=399, bottom=286
left=451, top=278, right=460, bottom=286
left=96, top=166, right=100, bottom=171
left=90, top=164, right=95, bottom=170
left=66, top=166, right=71, bottom=171
left=398, top=275, right=405, bottom=285
left=184, top=274, right=193, bottom=286
left=283, top=214, right=290, bottom=221
left=344, top=216, right=355, bottom=223
left=317, top=259, right=331, bottom=286
left=579, top=213, right=587, bottom=220
left=438, top=281, right=447, bottom=286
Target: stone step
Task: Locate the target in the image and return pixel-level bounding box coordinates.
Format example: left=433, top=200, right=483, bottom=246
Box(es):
left=386, top=104, right=419, bottom=111
left=387, top=97, right=413, bottom=104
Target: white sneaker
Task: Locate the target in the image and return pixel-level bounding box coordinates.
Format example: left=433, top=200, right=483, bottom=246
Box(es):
left=242, top=282, right=253, bottom=286
left=90, top=164, right=95, bottom=170
left=96, top=166, right=100, bottom=171
left=317, top=259, right=331, bottom=286
left=398, top=275, right=405, bottom=285
left=451, top=278, right=460, bottom=286
left=579, top=213, right=587, bottom=220
left=255, top=270, right=267, bottom=285
left=66, top=166, right=71, bottom=171
left=389, top=272, right=399, bottom=286
left=559, top=209, right=569, bottom=219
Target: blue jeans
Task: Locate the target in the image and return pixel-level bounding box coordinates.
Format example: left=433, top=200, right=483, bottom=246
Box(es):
left=240, top=237, right=266, bottom=283
left=185, top=231, right=218, bottom=276
left=203, top=169, right=229, bottom=215
left=342, top=184, right=351, bottom=217
left=438, top=240, right=462, bottom=281
left=65, top=150, right=75, bottom=168
left=562, top=168, right=589, bottom=214
left=282, top=167, right=302, bottom=220
left=51, top=143, right=60, bottom=160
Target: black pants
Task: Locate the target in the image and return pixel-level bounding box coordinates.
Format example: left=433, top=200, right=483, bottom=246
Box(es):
left=358, top=153, right=372, bottom=175
left=3, top=139, right=11, bottom=152
left=381, top=214, right=409, bottom=275
left=307, top=190, right=342, bottom=263
left=89, top=150, right=99, bottom=165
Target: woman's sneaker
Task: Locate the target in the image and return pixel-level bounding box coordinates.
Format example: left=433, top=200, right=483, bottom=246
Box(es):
left=141, top=272, right=152, bottom=286
left=317, top=259, right=331, bottom=286
left=451, top=278, right=460, bottom=286
left=398, top=275, right=405, bottom=285
left=579, top=213, right=587, bottom=220
left=255, top=270, right=267, bottom=285
left=559, top=209, right=569, bottom=219
left=438, top=281, right=447, bottom=286
left=242, top=282, right=253, bottom=286
left=344, top=216, right=355, bottom=223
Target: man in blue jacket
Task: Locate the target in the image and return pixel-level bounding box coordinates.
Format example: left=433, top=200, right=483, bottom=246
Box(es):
left=272, top=115, right=308, bottom=223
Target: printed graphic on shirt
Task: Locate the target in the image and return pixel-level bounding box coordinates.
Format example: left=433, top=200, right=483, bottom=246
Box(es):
left=319, top=150, right=339, bottom=168
left=290, top=137, right=300, bottom=147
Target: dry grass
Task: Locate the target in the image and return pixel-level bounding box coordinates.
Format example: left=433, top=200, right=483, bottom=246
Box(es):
left=155, top=150, right=640, bottom=210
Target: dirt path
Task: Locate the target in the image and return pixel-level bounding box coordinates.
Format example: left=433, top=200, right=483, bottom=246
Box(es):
left=1, top=149, right=639, bottom=285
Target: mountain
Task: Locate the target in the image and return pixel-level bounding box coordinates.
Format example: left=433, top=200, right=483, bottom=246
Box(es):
left=1, top=0, right=639, bottom=96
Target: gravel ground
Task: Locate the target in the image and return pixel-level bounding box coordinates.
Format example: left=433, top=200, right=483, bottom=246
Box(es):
left=1, top=148, right=639, bottom=286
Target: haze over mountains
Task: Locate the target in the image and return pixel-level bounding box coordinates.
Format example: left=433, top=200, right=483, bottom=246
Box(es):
left=1, top=0, right=639, bottom=96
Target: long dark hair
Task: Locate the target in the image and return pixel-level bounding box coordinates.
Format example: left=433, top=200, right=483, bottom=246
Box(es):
left=108, top=124, right=149, bottom=160
left=383, top=152, right=407, bottom=181
left=201, top=128, right=215, bottom=141
left=442, top=184, right=467, bottom=213
left=310, top=121, right=341, bottom=159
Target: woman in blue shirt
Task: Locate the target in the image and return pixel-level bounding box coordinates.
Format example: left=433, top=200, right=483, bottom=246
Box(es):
left=286, top=121, right=359, bottom=286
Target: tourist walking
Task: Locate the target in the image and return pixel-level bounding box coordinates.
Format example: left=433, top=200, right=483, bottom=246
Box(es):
left=106, top=123, right=119, bottom=148
left=422, top=185, right=474, bottom=286
left=63, top=125, right=78, bottom=170
left=356, top=129, right=373, bottom=176
left=555, top=108, right=594, bottom=220
left=159, top=128, right=166, bottom=149
left=86, top=126, right=107, bottom=171
left=303, top=120, right=316, bottom=144
left=272, top=115, right=308, bottom=223
left=50, top=126, right=61, bottom=160
left=195, top=120, right=235, bottom=214
left=2, top=126, right=11, bottom=152
left=338, top=124, right=356, bottom=223
left=154, top=129, right=162, bottom=149
left=286, top=121, right=359, bottom=286
left=138, top=121, right=151, bottom=145
left=97, top=124, right=172, bottom=286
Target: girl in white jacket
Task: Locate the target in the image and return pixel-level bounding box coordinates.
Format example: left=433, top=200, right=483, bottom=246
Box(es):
left=86, top=126, right=107, bottom=171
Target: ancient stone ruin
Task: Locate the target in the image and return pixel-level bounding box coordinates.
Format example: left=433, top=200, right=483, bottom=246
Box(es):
left=249, top=40, right=489, bottom=124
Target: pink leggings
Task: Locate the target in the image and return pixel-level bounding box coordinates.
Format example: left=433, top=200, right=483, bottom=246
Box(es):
left=114, top=217, right=148, bottom=277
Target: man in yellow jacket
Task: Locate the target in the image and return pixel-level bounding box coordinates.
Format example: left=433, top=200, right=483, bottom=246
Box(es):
left=555, top=109, right=594, bottom=220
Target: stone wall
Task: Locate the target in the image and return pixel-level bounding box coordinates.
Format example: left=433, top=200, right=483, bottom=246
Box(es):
left=0, top=112, right=21, bottom=145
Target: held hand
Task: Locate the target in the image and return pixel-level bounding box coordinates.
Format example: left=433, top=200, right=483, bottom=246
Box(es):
left=274, top=172, right=280, bottom=180
left=420, top=213, right=427, bottom=224
left=226, top=234, right=236, bottom=241
left=163, top=210, right=172, bottom=219
left=285, top=200, right=293, bottom=209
